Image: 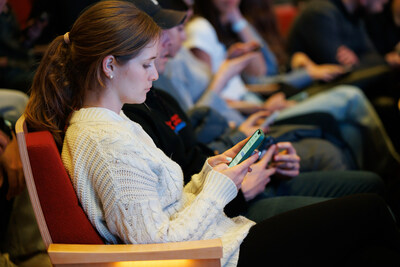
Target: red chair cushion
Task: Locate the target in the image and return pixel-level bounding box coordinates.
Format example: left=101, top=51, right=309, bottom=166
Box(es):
left=274, top=4, right=299, bottom=38
left=7, top=0, right=33, bottom=30
left=26, top=131, right=104, bottom=244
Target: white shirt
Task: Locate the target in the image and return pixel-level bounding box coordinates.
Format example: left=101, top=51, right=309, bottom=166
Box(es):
left=184, top=16, right=249, bottom=101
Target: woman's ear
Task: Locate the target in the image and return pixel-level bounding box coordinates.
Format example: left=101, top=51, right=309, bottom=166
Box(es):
left=102, top=55, right=115, bottom=79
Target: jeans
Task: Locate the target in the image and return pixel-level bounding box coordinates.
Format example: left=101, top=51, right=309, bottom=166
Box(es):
left=276, top=85, right=400, bottom=178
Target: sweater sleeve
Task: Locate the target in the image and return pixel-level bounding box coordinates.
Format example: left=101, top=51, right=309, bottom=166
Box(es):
left=65, top=125, right=238, bottom=244
left=108, top=158, right=238, bottom=244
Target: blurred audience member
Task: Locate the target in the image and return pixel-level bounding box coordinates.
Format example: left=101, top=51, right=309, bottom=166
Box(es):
left=0, top=0, right=46, bottom=93
left=365, top=0, right=400, bottom=67
left=240, top=0, right=345, bottom=87
left=169, top=0, right=400, bottom=179
left=287, top=0, right=387, bottom=68
left=29, top=0, right=98, bottom=45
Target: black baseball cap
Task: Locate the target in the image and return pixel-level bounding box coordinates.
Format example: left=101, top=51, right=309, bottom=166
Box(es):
left=128, top=0, right=187, bottom=29
left=158, top=0, right=189, bottom=11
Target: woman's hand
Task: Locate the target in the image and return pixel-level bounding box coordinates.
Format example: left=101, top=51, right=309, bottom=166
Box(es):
left=241, top=145, right=276, bottom=201
left=208, top=138, right=260, bottom=189
left=208, top=137, right=252, bottom=167
left=271, top=142, right=300, bottom=179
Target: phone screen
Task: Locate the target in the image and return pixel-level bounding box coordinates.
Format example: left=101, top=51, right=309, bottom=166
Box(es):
left=229, top=129, right=265, bottom=167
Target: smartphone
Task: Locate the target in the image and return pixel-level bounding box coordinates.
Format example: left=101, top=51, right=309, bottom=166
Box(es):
left=228, top=129, right=265, bottom=167
left=258, top=135, right=276, bottom=152
left=260, top=111, right=280, bottom=128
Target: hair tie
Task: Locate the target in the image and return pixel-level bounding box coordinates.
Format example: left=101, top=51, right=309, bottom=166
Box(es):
left=64, top=32, right=70, bottom=45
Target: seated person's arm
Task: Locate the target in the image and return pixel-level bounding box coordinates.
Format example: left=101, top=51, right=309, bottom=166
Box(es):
left=246, top=83, right=279, bottom=95
left=225, top=99, right=265, bottom=115
left=291, top=52, right=345, bottom=82
left=385, top=51, right=400, bottom=67
left=385, top=43, right=400, bottom=67
left=227, top=42, right=266, bottom=77
left=191, top=47, right=259, bottom=94
left=226, top=92, right=297, bottom=115
left=223, top=8, right=267, bottom=76
left=190, top=47, right=212, bottom=68
left=290, top=52, right=315, bottom=69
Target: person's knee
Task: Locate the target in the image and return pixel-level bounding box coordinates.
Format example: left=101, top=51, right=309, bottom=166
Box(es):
left=294, top=138, right=351, bottom=172
left=330, top=85, right=369, bottom=107
left=332, top=85, right=364, bottom=99
left=353, top=171, right=385, bottom=194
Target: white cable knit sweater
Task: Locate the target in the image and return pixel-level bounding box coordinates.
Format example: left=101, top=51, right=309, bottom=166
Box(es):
left=61, top=108, right=255, bottom=267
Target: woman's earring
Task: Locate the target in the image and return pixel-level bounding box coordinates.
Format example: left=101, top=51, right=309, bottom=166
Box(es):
left=109, top=75, right=113, bottom=79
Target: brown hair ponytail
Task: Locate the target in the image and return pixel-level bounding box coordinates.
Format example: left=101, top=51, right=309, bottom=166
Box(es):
left=25, top=35, right=76, bottom=146
left=24, top=0, right=161, bottom=147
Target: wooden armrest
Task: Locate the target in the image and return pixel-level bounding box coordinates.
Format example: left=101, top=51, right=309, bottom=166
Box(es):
left=48, top=239, right=222, bottom=265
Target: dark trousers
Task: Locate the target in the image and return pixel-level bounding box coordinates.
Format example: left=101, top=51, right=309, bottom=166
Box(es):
left=238, top=193, right=400, bottom=266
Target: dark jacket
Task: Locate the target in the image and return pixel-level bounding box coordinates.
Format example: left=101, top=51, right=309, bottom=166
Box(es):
left=365, top=0, right=400, bottom=55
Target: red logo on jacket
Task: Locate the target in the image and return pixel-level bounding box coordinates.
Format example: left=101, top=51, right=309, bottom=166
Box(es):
left=165, top=114, right=186, bottom=133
